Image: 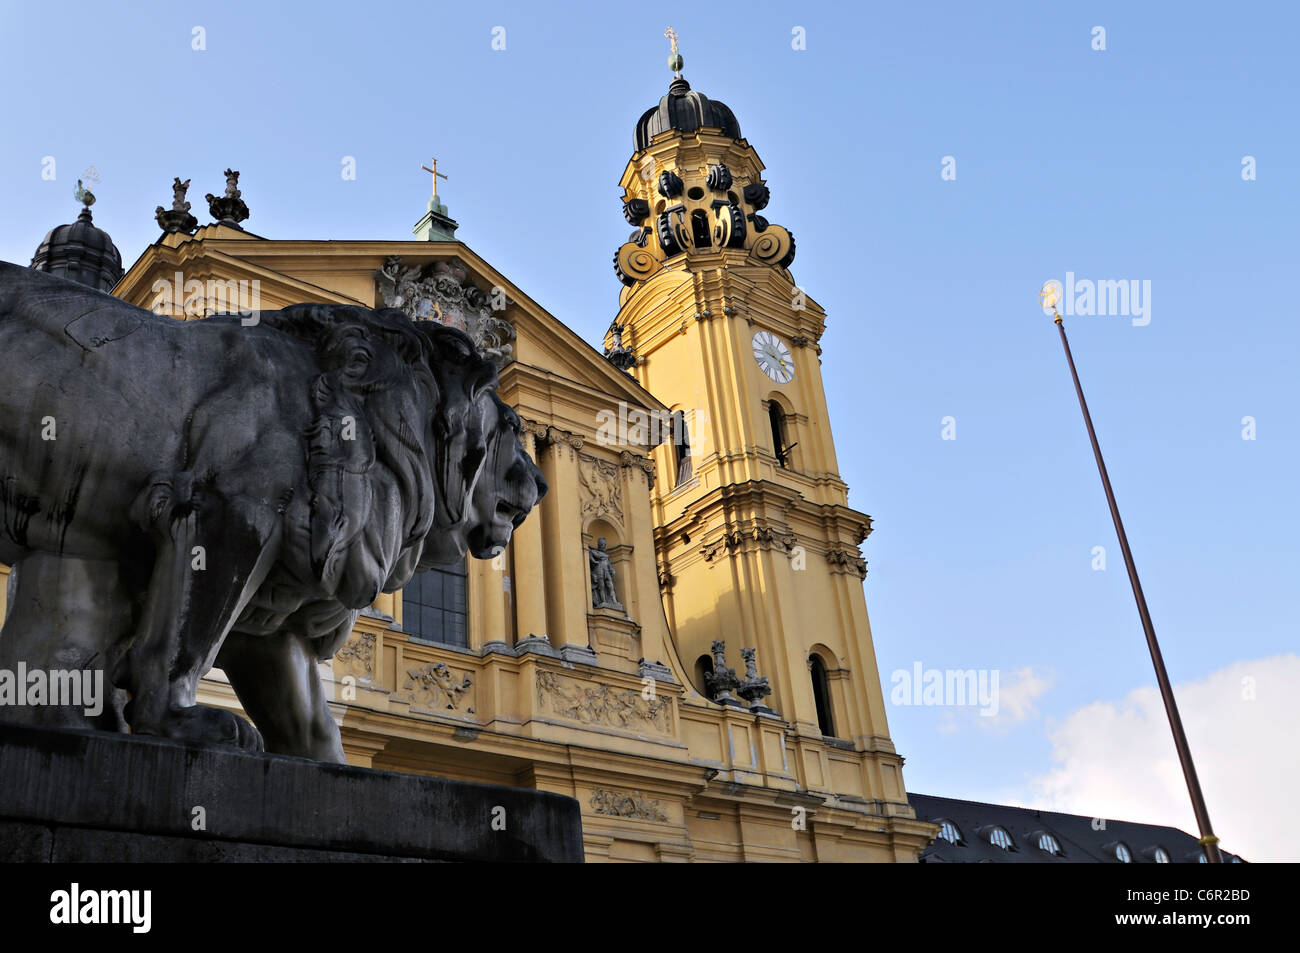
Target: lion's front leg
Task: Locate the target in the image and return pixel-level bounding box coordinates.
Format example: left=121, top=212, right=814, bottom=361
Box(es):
left=122, top=473, right=279, bottom=752
left=217, top=628, right=347, bottom=763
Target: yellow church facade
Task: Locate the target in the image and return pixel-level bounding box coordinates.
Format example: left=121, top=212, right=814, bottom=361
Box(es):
left=1, top=63, right=934, bottom=863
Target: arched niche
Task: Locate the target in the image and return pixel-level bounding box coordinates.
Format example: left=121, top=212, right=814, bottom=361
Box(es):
left=693, top=652, right=714, bottom=699
left=582, top=516, right=633, bottom=618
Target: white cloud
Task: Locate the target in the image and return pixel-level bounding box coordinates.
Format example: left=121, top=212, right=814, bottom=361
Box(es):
left=937, top=665, right=1054, bottom=734
left=1017, top=653, right=1300, bottom=862
left=988, top=666, right=1053, bottom=724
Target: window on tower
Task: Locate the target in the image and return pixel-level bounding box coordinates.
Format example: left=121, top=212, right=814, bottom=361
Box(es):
left=672, top=410, right=693, bottom=487
left=769, top=401, right=789, bottom=468
left=809, top=654, right=835, bottom=737
left=402, top=559, right=469, bottom=648
left=690, top=209, right=711, bottom=249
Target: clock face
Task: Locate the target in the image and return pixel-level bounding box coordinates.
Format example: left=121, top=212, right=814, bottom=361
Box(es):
left=752, top=331, right=795, bottom=383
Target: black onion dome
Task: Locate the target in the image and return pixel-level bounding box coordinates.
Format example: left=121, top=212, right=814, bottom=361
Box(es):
left=30, top=206, right=124, bottom=292
left=635, top=77, right=742, bottom=151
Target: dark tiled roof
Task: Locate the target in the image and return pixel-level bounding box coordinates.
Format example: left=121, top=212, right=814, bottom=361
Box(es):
left=909, top=793, right=1245, bottom=864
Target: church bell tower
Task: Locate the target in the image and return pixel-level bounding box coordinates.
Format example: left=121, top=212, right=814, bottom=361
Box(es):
left=607, top=34, right=911, bottom=805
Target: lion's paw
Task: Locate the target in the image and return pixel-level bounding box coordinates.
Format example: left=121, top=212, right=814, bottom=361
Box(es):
left=141, top=705, right=265, bottom=753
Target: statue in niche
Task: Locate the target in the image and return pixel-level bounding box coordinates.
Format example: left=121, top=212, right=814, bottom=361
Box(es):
left=589, top=538, right=624, bottom=611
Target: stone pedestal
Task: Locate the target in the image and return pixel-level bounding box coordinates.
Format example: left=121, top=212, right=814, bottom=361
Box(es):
left=0, top=722, right=583, bottom=863
left=588, top=608, right=641, bottom=666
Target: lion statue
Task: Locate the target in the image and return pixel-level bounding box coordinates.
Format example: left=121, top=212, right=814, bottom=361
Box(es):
left=0, top=261, right=546, bottom=762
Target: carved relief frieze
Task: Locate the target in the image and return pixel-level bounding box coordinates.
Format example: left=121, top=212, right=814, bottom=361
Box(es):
left=536, top=670, right=671, bottom=733
left=579, top=454, right=622, bottom=523
left=400, top=661, right=474, bottom=713
left=374, top=256, right=515, bottom=365
left=335, top=631, right=376, bottom=679
left=589, top=788, right=669, bottom=822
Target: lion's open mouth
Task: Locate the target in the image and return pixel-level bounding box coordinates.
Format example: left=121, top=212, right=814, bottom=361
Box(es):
left=498, top=498, right=527, bottom=529
left=466, top=463, right=546, bottom=559
left=466, top=501, right=522, bottom=558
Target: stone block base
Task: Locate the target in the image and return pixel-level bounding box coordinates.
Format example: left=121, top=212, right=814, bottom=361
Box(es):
left=0, top=722, right=583, bottom=862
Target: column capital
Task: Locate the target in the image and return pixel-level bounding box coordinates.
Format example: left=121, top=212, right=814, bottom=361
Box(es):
left=619, top=450, right=657, bottom=489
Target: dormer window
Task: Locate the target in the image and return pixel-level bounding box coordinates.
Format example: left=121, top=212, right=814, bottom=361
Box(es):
left=987, top=827, right=1014, bottom=851
left=938, top=820, right=963, bottom=845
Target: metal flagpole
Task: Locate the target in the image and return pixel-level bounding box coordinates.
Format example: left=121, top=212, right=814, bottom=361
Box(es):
left=1042, top=286, right=1222, bottom=863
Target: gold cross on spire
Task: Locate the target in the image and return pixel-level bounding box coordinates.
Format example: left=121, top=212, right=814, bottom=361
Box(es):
left=420, top=158, right=448, bottom=199
left=664, top=26, right=680, bottom=53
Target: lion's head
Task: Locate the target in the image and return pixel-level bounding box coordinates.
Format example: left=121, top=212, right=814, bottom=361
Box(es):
left=259, top=304, right=546, bottom=608
left=442, top=393, right=547, bottom=565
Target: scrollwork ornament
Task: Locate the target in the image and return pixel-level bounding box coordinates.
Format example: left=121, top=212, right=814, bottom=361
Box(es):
left=706, top=164, right=733, bottom=192
left=614, top=242, right=660, bottom=286
left=749, top=224, right=796, bottom=268
left=743, top=183, right=770, bottom=210
left=658, top=170, right=684, bottom=198
left=623, top=198, right=650, bottom=224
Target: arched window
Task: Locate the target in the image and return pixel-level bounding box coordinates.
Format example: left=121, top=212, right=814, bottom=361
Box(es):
left=694, top=654, right=714, bottom=698
left=402, top=558, right=468, bottom=647
left=671, top=410, right=693, bottom=487
left=1153, top=846, right=1170, bottom=863
left=769, top=401, right=790, bottom=468
left=809, top=654, right=835, bottom=737
left=690, top=209, right=711, bottom=249
left=987, top=827, right=1014, bottom=851
left=938, top=820, right=963, bottom=845
left=1037, top=833, right=1062, bottom=856
left=1114, top=842, right=1133, bottom=864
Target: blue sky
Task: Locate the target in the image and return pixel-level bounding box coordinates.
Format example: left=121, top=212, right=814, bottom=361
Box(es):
left=2, top=1, right=1295, bottom=859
